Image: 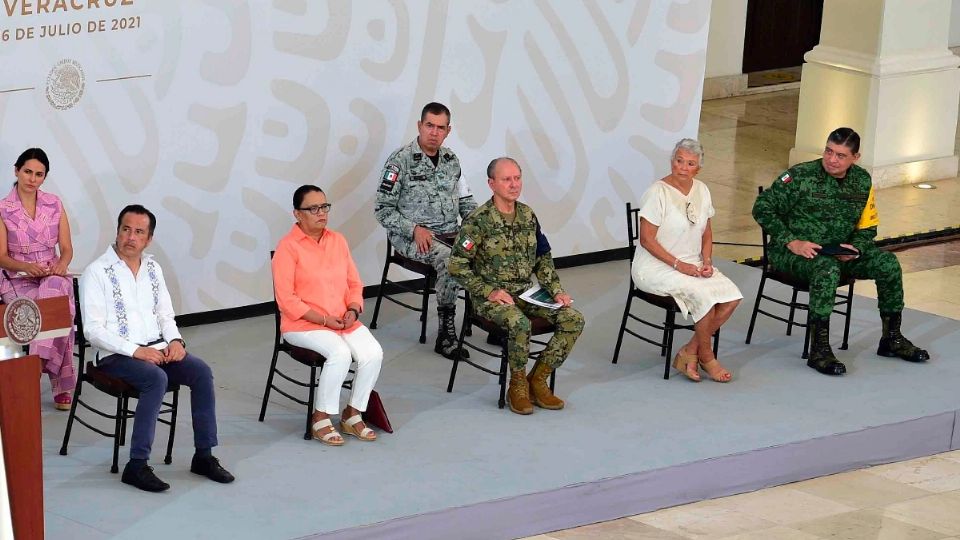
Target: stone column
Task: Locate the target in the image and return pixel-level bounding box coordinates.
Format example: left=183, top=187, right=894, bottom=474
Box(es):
left=790, top=0, right=960, bottom=188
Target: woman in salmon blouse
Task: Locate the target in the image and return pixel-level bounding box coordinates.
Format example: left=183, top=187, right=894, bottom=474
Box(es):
left=0, top=148, right=76, bottom=410
left=272, top=185, right=383, bottom=446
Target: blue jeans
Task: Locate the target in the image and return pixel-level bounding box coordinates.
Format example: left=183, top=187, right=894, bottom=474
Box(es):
left=97, top=353, right=218, bottom=460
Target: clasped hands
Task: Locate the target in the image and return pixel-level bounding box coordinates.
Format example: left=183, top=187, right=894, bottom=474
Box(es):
left=320, top=305, right=361, bottom=330
left=786, top=240, right=859, bottom=262
left=134, top=340, right=186, bottom=365
left=675, top=260, right=714, bottom=278
left=487, top=289, right=573, bottom=307
left=21, top=260, right=69, bottom=278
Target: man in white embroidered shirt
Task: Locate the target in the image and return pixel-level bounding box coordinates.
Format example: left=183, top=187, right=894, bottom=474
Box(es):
left=79, top=205, right=234, bottom=492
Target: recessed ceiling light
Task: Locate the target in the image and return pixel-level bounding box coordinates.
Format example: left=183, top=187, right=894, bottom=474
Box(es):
left=914, top=183, right=936, bottom=189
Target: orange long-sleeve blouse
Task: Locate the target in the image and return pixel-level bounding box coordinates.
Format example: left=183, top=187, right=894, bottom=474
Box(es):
left=272, top=224, right=364, bottom=335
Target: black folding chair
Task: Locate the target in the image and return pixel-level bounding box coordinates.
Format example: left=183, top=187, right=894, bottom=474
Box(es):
left=745, top=186, right=854, bottom=358
left=611, top=202, right=719, bottom=379
left=369, top=239, right=436, bottom=344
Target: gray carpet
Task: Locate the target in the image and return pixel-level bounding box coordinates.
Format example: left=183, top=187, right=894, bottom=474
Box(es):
left=40, top=260, right=960, bottom=539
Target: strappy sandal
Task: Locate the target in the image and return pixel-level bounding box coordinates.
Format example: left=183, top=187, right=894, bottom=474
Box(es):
left=340, top=414, right=376, bottom=442
left=311, top=417, right=344, bottom=446
left=672, top=349, right=701, bottom=382
left=699, top=358, right=732, bottom=383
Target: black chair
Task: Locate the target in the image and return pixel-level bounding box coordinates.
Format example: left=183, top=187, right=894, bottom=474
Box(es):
left=259, top=252, right=352, bottom=440
left=745, top=186, right=854, bottom=358
left=60, top=278, right=180, bottom=474
left=446, top=294, right=555, bottom=409
left=611, top=202, right=720, bottom=379
left=369, top=239, right=436, bottom=344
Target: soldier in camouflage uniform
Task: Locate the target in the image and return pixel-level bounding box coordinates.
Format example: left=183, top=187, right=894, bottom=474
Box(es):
left=448, top=157, right=584, bottom=415
left=374, top=102, right=478, bottom=360
left=753, top=127, right=929, bottom=376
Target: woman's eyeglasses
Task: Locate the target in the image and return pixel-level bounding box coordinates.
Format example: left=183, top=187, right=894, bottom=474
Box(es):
left=298, top=204, right=333, bottom=215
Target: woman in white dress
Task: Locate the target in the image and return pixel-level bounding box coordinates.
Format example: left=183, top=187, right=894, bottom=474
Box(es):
left=631, top=139, right=742, bottom=382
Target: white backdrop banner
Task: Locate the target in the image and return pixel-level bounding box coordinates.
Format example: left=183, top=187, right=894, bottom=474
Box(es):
left=0, top=0, right=709, bottom=314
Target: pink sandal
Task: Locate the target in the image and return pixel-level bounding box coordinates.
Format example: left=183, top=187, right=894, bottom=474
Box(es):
left=54, top=392, right=72, bottom=411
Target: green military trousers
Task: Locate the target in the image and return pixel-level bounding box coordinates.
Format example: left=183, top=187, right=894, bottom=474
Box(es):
left=473, top=298, right=585, bottom=371
left=769, top=248, right=904, bottom=319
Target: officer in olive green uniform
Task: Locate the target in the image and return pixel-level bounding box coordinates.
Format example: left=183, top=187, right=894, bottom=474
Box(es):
left=753, top=127, right=929, bottom=375
left=374, top=103, right=477, bottom=360
left=448, top=157, right=584, bottom=415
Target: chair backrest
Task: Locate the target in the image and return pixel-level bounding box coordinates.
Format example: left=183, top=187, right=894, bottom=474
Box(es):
left=625, top=202, right=640, bottom=257
left=269, top=251, right=282, bottom=345
left=756, top=186, right=772, bottom=271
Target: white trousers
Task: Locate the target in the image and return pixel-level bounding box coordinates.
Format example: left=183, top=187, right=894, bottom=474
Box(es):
left=282, top=325, right=383, bottom=414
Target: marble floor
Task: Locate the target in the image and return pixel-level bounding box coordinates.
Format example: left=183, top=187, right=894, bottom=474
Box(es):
left=523, top=89, right=960, bottom=539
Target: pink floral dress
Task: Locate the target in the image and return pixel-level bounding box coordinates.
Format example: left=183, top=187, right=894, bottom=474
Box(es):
left=0, top=187, right=76, bottom=395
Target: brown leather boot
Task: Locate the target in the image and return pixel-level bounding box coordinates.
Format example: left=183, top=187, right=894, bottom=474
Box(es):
left=527, top=362, right=564, bottom=410
left=507, top=369, right=534, bottom=415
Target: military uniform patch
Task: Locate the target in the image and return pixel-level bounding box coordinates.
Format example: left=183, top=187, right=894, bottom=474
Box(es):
left=378, top=163, right=401, bottom=193
left=779, top=172, right=792, bottom=183
left=461, top=237, right=474, bottom=251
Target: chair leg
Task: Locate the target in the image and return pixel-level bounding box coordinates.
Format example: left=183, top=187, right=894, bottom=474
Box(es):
left=419, top=273, right=431, bottom=344
left=120, top=395, right=129, bottom=446
left=663, top=310, right=677, bottom=380
left=712, top=328, right=720, bottom=357
left=305, top=365, right=318, bottom=441
left=446, top=317, right=470, bottom=393
left=369, top=256, right=392, bottom=330
left=745, top=274, right=767, bottom=344
left=802, top=312, right=811, bottom=359
left=258, top=346, right=282, bottom=422
left=497, top=349, right=508, bottom=409
left=787, top=288, right=800, bottom=336
left=840, top=283, right=854, bottom=350
left=164, top=389, right=179, bottom=465
left=611, top=291, right=634, bottom=364
left=59, top=373, right=84, bottom=456
left=111, top=395, right=124, bottom=474
left=549, top=369, right=556, bottom=393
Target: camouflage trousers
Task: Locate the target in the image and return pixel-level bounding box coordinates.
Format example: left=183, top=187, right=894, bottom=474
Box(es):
left=473, top=298, right=585, bottom=371
left=399, top=237, right=459, bottom=307
left=770, top=247, right=904, bottom=319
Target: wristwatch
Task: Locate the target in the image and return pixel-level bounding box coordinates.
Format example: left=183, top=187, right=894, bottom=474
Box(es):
left=171, top=338, right=186, bottom=349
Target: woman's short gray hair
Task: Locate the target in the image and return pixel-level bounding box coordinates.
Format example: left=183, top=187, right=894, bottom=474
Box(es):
left=672, top=138, right=704, bottom=165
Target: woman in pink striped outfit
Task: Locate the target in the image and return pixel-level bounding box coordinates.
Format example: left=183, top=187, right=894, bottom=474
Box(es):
left=0, top=148, right=76, bottom=410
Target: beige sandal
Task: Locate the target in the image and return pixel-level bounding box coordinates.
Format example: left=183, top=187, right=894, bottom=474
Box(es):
left=672, top=349, right=701, bottom=382
left=312, top=417, right=344, bottom=446
left=340, top=414, right=376, bottom=441
left=699, top=358, right=732, bottom=383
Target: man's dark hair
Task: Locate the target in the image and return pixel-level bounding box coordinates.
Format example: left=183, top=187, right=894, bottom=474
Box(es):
left=827, top=127, right=860, bottom=154
left=293, top=184, right=324, bottom=209
left=117, top=204, right=157, bottom=237
left=420, top=102, right=451, bottom=123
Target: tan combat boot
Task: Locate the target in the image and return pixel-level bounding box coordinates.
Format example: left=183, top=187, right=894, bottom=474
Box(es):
left=527, top=362, right=564, bottom=410
left=507, top=369, right=534, bottom=415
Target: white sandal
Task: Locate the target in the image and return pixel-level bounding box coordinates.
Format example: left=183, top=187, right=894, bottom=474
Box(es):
left=311, top=417, right=344, bottom=446
left=340, top=414, right=376, bottom=441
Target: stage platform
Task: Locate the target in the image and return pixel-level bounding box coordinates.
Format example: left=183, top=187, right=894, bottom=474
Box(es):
left=40, top=259, right=959, bottom=539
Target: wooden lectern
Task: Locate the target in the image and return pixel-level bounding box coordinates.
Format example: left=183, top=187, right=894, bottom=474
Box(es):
left=0, top=295, right=72, bottom=540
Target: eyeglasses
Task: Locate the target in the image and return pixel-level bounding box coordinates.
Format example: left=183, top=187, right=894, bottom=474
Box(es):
left=685, top=202, right=698, bottom=225
left=298, top=204, right=332, bottom=215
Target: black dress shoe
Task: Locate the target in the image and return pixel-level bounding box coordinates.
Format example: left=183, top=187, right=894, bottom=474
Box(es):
left=121, top=462, right=170, bottom=492
left=807, top=357, right=847, bottom=376
left=190, top=455, right=235, bottom=484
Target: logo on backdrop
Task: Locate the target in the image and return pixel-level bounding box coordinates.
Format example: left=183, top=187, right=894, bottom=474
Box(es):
left=45, top=59, right=85, bottom=110
left=3, top=297, right=42, bottom=345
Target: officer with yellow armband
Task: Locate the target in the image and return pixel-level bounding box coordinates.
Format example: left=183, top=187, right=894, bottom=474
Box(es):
left=753, top=127, right=929, bottom=376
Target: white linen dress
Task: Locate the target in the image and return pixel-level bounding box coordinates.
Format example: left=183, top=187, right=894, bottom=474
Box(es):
left=630, top=179, right=743, bottom=322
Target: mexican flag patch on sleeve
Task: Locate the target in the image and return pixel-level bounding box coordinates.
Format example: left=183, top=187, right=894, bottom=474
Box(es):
left=779, top=172, right=792, bottom=183
left=461, top=237, right=474, bottom=251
